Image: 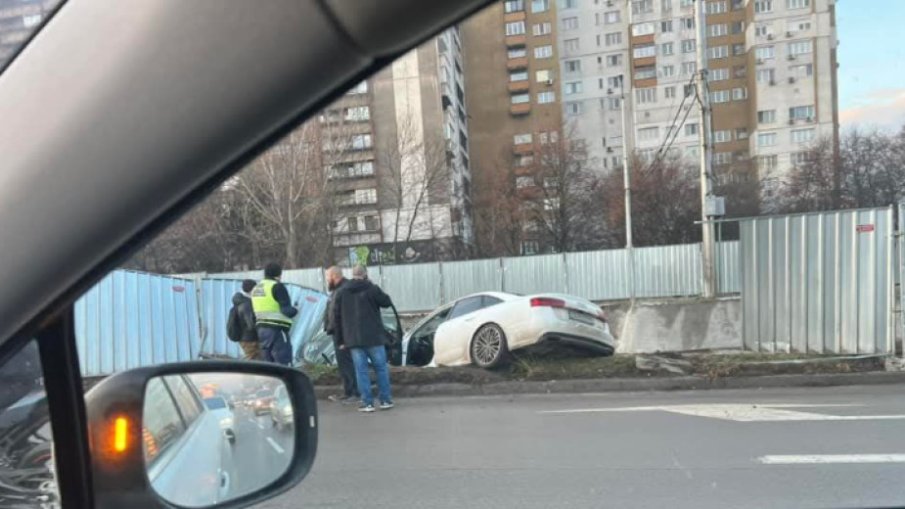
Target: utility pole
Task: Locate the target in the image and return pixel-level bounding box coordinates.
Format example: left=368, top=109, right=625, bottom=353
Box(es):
left=695, top=0, right=716, bottom=298
left=619, top=86, right=635, bottom=301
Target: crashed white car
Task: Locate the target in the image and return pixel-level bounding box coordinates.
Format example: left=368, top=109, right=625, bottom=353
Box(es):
left=402, top=292, right=616, bottom=368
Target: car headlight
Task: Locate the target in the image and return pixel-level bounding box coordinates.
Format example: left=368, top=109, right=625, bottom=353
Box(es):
left=220, top=417, right=233, bottom=428
left=283, top=405, right=293, bottom=417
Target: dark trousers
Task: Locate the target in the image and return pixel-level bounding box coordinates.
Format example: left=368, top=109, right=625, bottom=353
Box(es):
left=257, top=327, right=292, bottom=366
left=334, top=341, right=359, bottom=397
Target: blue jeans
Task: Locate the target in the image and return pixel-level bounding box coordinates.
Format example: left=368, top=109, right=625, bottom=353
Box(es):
left=351, top=346, right=392, bottom=406
left=257, top=327, right=292, bottom=366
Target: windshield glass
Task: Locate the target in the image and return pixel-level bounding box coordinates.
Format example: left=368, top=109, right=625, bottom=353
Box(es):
left=202, top=397, right=226, bottom=410
left=0, top=0, right=64, bottom=73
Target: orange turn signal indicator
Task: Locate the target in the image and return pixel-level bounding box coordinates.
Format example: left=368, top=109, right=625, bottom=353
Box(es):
left=113, top=416, right=129, bottom=453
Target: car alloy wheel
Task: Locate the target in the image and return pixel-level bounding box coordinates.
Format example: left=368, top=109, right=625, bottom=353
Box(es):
left=471, top=324, right=508, bottom=368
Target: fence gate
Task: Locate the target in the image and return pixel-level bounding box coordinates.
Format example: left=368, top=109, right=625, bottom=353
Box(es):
left=739, top=206, right=894, bottom=354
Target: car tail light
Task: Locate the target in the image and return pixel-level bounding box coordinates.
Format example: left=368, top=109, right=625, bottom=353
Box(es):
left=530, top=297, right=566, bottom=308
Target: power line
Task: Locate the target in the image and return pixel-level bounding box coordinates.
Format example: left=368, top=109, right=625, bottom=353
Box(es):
left=640, top=72, right=698, bottom=173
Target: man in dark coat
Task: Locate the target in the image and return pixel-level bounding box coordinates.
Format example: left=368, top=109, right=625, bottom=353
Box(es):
left=232, top=279, right=260, bottom=360
left=333, top=265, right=394, bottom=413
left=324, top=266, right=358, bottom=403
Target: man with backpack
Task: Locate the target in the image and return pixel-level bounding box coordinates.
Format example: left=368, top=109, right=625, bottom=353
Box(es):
left=227, top=279, right=260, bottom=360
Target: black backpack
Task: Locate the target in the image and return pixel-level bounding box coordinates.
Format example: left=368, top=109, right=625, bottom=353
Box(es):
left=226, top=304, right=244, bottom=342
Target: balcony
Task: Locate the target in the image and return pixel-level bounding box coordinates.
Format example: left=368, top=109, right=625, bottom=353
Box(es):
left=507, top=57, right=529, bottom=70
left=513, top=143, right=534, bottom=155
left=505, top=34, right=527, bottom=48
left=510, top=102, right=531, bottom=116
left=508, top=80, right=530, bottom=93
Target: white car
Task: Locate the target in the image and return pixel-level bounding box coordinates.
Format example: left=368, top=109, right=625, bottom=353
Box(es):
left=402, top=292, right=616, bottom=368
left=203, top=396, right=236, bottom=445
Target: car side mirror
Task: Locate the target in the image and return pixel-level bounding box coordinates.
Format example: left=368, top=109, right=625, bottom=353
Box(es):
left=85, top=361, right=317, bottom=509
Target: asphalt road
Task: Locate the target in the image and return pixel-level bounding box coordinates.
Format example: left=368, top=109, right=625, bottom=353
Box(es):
left=256, top=384, right=905, bottom=509
left=227, top=406, right=294, bottom=500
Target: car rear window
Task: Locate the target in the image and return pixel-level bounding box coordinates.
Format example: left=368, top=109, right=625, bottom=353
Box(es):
left=203, top=397, right=226, bottom=410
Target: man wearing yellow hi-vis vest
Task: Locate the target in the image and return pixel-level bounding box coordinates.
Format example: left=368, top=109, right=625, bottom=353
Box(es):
left=251, top=262, right=298, bottom=365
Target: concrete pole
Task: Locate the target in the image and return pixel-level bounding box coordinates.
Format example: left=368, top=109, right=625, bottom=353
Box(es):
left=695, top=0, right=716, bottom=299
left=620, top=88, right=635, bottom=301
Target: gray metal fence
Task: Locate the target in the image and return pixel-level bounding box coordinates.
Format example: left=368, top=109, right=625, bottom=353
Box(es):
left=739, top=207, right=894, bottom=354
left=209, top=241, right=741, bottom=312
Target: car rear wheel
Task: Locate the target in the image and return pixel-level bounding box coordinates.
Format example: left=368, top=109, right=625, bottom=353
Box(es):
left=470, top=324, right=509, bottom=368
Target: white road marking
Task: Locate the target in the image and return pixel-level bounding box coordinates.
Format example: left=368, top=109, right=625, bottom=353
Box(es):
left=759, top=454, right=905, bottom=465
left=257, top=420, right=266, bottom=430
left=540, top=404, right=905, bottom=422
left=266, top=437, right=285, bottom=455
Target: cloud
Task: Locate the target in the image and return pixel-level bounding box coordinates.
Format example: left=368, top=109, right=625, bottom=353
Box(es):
left=840, top=88, right=905, bottom=131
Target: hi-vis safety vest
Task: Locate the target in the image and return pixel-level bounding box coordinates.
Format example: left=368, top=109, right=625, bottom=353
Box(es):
left=251, top=279, right=293, bottom=328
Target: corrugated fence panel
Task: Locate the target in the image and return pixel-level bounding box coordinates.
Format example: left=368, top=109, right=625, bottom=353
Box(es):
left=281, top=268, right=326, bottom=292
left=502, top=254, right=567, bottom=295
left=75, top=270, right=201, bottom=377
left=740, top=207, right=893, bottom=355
left=378, top=263, right=442, bottom=312
left=716, top=241, right=740, bottom=294
left=442, top=259, right=502, bottom=302
left=632, top=243, right=701, bottom=298
left=565, top=249, right=630, bottom=301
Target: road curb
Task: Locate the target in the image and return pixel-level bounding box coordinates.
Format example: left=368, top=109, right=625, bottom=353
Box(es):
left=313, top=371, right=905, bottom=399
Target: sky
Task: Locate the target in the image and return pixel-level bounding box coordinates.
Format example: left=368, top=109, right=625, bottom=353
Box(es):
left=836, top=0, right=905, bottom=131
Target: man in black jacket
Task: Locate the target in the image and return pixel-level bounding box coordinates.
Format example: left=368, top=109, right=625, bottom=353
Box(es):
left=232, top=279, right=260, bottom=360
left=334, top=265, right=394, bottom=413
left=324, top=266, right=358, bottom=403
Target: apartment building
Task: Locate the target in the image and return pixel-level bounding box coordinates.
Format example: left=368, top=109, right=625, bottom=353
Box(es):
left=555, top=0, right=837, bottom=186
left=319, top=29, right=474, bottom=265
left=462, top=0, right=565, bottom=255
left=0, top=0, right=57, bottom=70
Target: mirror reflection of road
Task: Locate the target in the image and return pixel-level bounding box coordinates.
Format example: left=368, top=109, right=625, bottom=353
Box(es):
left=229, top=406, right=293, bottom=497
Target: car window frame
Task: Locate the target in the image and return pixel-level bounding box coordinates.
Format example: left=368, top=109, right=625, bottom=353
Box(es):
left=144, top=377, right=190, bottom=470
left=448, top=296, right=484, bottom=320
left=164, top=375, right=204, bottom=427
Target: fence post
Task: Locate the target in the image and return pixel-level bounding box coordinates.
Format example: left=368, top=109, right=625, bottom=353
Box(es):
left=499, top=257, right=505, bottom=293
left=562, top=252, right=569, bottom=294
left=438, top=261, right=445, bottom=305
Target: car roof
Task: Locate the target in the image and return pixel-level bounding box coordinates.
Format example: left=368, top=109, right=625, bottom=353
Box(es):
left=456, top=292, right=518, bottom=303
left=0, top=0, right=493, bottom=348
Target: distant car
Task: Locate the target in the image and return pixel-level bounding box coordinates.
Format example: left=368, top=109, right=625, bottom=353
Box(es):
left=144, top=375, right=233, bottom=506
left=203, top=396, right=236, bottom=444
left=252, top=389, right=273, bottom=416
left=269, top=386, right=293, bottom=431
left=402, top=292, right=616, bottom=368
left=301, top=307, right=403, bottom=366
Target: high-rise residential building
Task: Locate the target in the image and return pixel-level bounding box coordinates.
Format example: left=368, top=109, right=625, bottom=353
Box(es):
left=319, top=29, right=474, bottom=265
left=0, top=0, right=57, bottom=70
left=462, top=0, right=565, bottom=255
left=555, top=0, right=838, bottom=188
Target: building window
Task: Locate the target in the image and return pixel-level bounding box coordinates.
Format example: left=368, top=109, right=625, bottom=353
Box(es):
left=633, top=44, right=656, bottom=58
left=544, top=197, right=560, bottom=211
left=504, top=0, right=525, bottom=12
left=634, top=66, right=656, bottom=80
left=665, top=86, right=676, bottom=98
left=661, top=20, right=674, bottom=33
left=565, top=59, right=582, bottom=73
left=606, top=97, right=622, bottom=110
left=756, top=68, right=775, bottom=84
left=731, top=21, right=745, bottom=34
left=510, top=71, right=529, bottom=82
left=706, top=0, right=727, bottom=13
left=713, top=130, right=732, bottom=143
left=511, top=93, right=530, bottom=104
left=685, top=123, right=699, bottom=136
left=791, top=128, right=816, bottom=145
left=787, top=0, right=809, bottom=9
left=605, top=32, right=622, bottom=46
left=536, top=69, right=552, bottom=83
left=521, top=241, right=539, bottom=255
left=534, top=45, right=553, bottom=58
left=532, top=22, right=552, bottom=36
left=732, top=87, right=747, bottom=100
left=564, top=81, right=583, bottom=94
left=508, top=47, right=528, bottom=59
left=537, top=91, right=556, bottom=103
left=632, top=23, right=655, bottom=36
left=709, top=24, right=728, bottom=37
left=539, top=130, right=559, bottom=144
left=790, top=19, right=812, bottom=32
left=636, top=87, right=657, bottom=104
left=757, top=132, right=777, bottom=147
left=790, top=63, right=814, bottom=78
left=607, top=75, right=624, bottom=89
left=505, top=21, right=526, bottom=36
left=708, top=46, right=729, bottom=60
left=638, top=126, right=660, bottom=141
left=710, top=68, right=729, bottom=81
left=736, top=127, right=749, bottom=140
left=565, top=101, right=582, bottom=115
left=733, top=65, right=747, bottom=78
left=754, top=0, right=773, bottom=13
left=348, top=81, right=368, bottom=94
left=514, top=133, right=533, bottom=145
left=632, top=0, right=654, bottom=14
left=364, top=216, right=380, bottom=231
left=347, top=216, right=360, bottom=232
left=662, top=0, right=673, bottom=10
left=791, top=151, right=813, bottom=165
left=758, top=155, right=779, bottom=171
left=351, top=134, right=372, bottom=150
left=755, top=23, right=770, bottom=37
left=681, top=39, right=696, bottom=53
left=354, top=188, right=378, bottom=205
left=681, top=61, right=697, bottom=75
left=344, top=106, right=370, bottom=122
left=684, top=83, right=695, bottom=96
left=661, top=42, right=674, bottom=56
left=710, top=90, right=730, bottom=103
left=755, top=46, right=775, bottom=60
left=607, top=54, right=623, bottom=67
left=564, top=38, right=580, bottom=52
left=757, top=109, right=776, bottom=124
left=789, top=105, right=815, bottom=121
left=733, top=43, right=745, bottom=56
left=563, top=17, right=579, bottom=31
left=713, top=152, right=732, bottom=165
left=661, top=65, right=676, bottom=78
left=516, top=176, right=535, bottom=188
left=532, top=0, right=550, bottom=12
left=681, top=17, right=695, bottom=30
left=605, top=10, right=621, bottom=23
left=516, top=155, right=535, bottom=167
left=789, top=40, right=813, bottom=56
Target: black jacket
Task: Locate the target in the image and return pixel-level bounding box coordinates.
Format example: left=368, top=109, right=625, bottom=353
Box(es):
left=323, top=278, right=347, bottom=335
left=231, top=292, right=258, bottom=342
left=333, top=278, right=393, bottom=349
